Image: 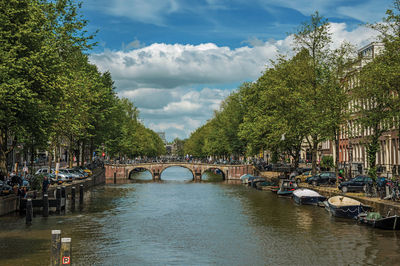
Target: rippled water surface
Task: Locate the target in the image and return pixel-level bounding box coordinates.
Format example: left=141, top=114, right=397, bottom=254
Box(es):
left=0, top=167, right=399, bottom=265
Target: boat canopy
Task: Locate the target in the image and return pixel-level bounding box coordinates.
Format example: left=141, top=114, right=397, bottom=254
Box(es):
left=293, top=188, right=322, bottom=198
left=240, top=174, right=254, bottom=180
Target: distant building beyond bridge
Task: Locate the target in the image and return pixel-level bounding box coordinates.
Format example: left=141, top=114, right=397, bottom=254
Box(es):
left=105, top=162, right=257, bottom=182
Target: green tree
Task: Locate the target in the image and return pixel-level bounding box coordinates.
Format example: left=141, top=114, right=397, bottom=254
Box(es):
left=0, top=0, right=63, bottom=176
left=292, top=12, right=334, bottom=174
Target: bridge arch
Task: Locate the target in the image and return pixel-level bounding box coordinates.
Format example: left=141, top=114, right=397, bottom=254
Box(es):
left=202, top=167, right=226, bottom=181
left=128, top=167, right=153, bottom=181
left=159, top=165, right=195, bottom=181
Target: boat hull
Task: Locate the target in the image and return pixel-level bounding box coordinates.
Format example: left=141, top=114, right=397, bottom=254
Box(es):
left=277, top=190, right=294, bottom=196
left=375, top=216, right=400, bottom=230
left=293, top=194, right=326, bottom=205
left=328, top=203, right=371, bottom=219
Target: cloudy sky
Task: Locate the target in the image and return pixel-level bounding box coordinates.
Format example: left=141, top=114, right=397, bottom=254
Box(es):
left=82, top=0, right=393, bottom=141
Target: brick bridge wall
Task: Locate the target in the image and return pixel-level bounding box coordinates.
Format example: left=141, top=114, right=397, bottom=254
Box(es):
left=105, top=163, right=257, bottom=182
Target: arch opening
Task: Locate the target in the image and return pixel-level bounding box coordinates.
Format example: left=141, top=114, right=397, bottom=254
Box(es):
left=202, top=168, right=225, bottom=182
left=129, top=167, right=153, bottom=181
left=160, top=166, right=194, bottom=182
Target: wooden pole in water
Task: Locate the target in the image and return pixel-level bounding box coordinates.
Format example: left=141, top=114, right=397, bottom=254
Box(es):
left=26, top=198, right=33, bottom=225
left=60, top=237, right=72, bottom=265
left=79, top=184, right=84, bottom=205
left=61, top=186, right=66, bottom=212
left=51, top=230, right=61, bottom=266
left=56, top=186, right=61, bottom=214
left=61, top=186, right=66, bottom=198
left=114, top=172, right=116, bottom=184
left=71, top=187, right=76, bottom=210
left=43, top=194, right=49, bottom=217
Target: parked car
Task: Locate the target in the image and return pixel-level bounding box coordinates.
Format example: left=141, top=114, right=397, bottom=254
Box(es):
left=72, top=167, right=90, bottom=178
left=0, top=180, right=13, bottom=195
left=339, top=175, right=373, bottom=193
left=45, top=173, right=66, bottom=185
left=56, top=169, right=75, bottom=182
left=306, top=172, right=337, bottom=186
left=67, top=168, right=86, bottom=179
left=35, top=167, right=52, bottom=175
left=295, top=171, right=313, bottom=184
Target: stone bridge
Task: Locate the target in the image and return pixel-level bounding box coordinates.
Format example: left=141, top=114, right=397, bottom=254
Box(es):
left=105, top=162, right=257, bottom=182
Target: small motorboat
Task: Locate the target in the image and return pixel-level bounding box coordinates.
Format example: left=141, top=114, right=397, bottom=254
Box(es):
left=327, top=196, right=371, bottom=219
left=248, top=177, right=265, bottom=188
left=277, top=179, right=298, bottom=196
left=357, top=212, right=400, bottom=230
left=255, top=180, right=277, bottom=190
left=292, top=188, right=326, bottom=205
left=240, top=174, right=254, bottom=184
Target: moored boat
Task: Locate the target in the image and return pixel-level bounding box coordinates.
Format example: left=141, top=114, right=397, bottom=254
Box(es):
left=277, top=179, right=298, bottom=196
left=292, top=188, right=326, bottom=205
left=240, top=174, right=254, bottom=184
left=327, top=196, right=371, bottom=219
left=357, top=212, right=400, bottom=230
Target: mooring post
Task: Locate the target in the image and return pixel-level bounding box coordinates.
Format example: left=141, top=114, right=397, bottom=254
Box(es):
left=56, top=186, right=61, bottom=214
left=43, top=194, right=49, bottom=217
left=61, top=186, right=66, bottom=212
left=51, top=230, right=61, bottom=266
left=79, top=184, right=84, bottom=205
left=26, top=198, right=33, bottom=225
left=71, top=187, right=76, bottom=210
left=114, top=172, right=117, bottom=184
left=60, top=237, right=72, bottom=265
left=61, top=186, right=66, bottom=199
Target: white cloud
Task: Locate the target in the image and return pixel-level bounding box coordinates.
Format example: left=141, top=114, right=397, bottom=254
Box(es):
left=90, top=42, right=280, bottom=91
left=90, top=22, right=379, bottom=141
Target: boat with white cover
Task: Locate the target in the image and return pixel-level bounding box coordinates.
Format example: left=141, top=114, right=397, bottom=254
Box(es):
left=292, top=188, right=326, bottom=205
left=327, top=196, right=371, bottom=219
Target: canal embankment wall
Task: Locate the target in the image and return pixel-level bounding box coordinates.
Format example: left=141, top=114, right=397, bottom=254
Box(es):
left=0, top=168, right=105, bottom=216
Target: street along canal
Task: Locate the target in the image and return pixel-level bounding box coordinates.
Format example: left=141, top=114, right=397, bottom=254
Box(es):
left=0, top=166, right=399, bottom=265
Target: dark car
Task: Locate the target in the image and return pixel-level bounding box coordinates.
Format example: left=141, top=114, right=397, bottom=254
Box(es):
left=306, top=172, right=337, bottom=186
left=0, top=180, right=13, bottom=195
left=339, top=175, right=373, bottom=193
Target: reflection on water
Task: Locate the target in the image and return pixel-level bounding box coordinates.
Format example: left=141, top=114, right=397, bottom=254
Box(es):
left=0, top=167, right=399, bottom=265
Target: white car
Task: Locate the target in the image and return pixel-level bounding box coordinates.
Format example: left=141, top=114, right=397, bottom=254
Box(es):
left=35, top=168, right=52, bottom=175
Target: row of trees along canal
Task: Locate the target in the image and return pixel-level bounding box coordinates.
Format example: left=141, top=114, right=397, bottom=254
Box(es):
left=183, top=0, right=400, bottom=180
left=0, top=0, right=165, bottom=177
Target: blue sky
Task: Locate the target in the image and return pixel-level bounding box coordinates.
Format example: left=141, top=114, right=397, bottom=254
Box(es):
left=83, top=0, right=393, bottom=141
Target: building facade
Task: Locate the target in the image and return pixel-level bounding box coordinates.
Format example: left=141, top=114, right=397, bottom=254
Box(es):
left=339, top=42, right=399, bottom=178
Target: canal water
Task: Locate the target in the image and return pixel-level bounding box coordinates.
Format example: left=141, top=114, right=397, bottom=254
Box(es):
left=0, top=167, right=399, bottom=265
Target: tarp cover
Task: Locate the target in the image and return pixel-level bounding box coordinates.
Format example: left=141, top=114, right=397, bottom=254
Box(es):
left=293, top=188, right=322, bottom=198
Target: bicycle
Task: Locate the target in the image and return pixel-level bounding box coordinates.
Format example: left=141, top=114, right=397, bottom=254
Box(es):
left=391, top=181, right=400, bottom=202
left=364, top=182, right=378, bottom=197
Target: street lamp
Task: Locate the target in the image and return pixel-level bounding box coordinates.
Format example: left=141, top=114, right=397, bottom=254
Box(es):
left=348, top=143, right=353, bottom=180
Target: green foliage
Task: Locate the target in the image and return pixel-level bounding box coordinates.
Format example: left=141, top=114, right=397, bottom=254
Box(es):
left=321, top=156, right=334, bottom=169
left=30, top=174, right=44, bottom=191
left=0, top=0, right=166, bottom=172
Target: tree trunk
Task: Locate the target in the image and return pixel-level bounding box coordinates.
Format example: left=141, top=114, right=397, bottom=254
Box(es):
left=312, top=137, right=318, bottom=175
left=0, top=129, right=8, bottom=180
left=367, top=134, right=380, bottom=180
left=30, top=145, right=35, bottom=175
left=89, top=138, right=94, bottom=162
left=48, top=148, right=53, bottom=173
left=81, top=140, right=86, bottom=166
left=334, top=129, right=340, bottom=177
